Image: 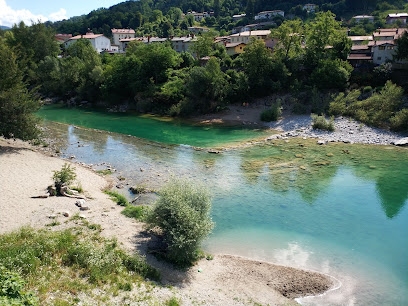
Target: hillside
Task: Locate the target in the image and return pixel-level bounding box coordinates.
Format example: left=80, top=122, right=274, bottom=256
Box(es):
left=48, top=0, right=408, bottom=36
left=0, top=25, right=10, bottom=30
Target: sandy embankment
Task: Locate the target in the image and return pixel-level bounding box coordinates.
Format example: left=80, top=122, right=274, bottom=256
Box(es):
left=0, top=138, right=333, bottom=305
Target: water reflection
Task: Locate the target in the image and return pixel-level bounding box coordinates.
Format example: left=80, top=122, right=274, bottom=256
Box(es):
left=42, top=121, right=408, bottom=305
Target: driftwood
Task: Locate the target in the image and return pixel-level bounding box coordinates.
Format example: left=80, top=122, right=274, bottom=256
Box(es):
left=60, top=186, right=86, bottom=199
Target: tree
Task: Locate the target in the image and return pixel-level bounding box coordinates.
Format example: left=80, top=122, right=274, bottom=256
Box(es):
left=190, top=31, right=216, bottom=58
left=245, top=0, right=255, bottom=20
left=272, top=19, right=304, bottom=62
left=147, top=179, right=214, bottom=266
left=185, top=57, right=228, bottom=113
left=5, top=21, right=59, bottom=84
left=241, top=39, right=289, bottom=96
left=310, top=59, right=353, bottom=89
left=395, top=31, right=408, bottom=60
left=0, top=40, right=40, bottom=140
left=305, top=11, right=343, bottom=65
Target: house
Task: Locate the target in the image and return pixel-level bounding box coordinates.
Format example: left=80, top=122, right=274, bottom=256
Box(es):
left=347, top=45, right=373, bottom=67
left=255, top=10, right=284, bottom=20
left=373, top=28, right=406, bottom=41
left=112, top=28, right=135, bottom=46
left=119, top=35, right=197, bottom=55
left=229, top=30, right=271, bottom=44
left=64, top=31, right=111, bottom=53
left=55, top=34, right=72, bottom=43
left=386, top=13, right=408, bottom=24
left=303, top=4, right=317, bottom=13
left=349, top=35, right=373, bottom=45
left=188, top=26, right=210, bottom=33
left=370, top=40, right=396, bottom=65
left=351, top=28, right=407, bottom=65
left=171, top=36, right=197, bottom=53
left=186, top=11, right=212, bottom=22
left=224, top=42, right=246, bottom=56
left=352, top=15, right=375, bottom=23
left=232, top=13, right=246, bottom=21
left=232, top=21, right=276, bottom=34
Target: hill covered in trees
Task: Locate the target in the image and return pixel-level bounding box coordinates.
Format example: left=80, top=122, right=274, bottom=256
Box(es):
left=47, top=0, right=408, bottom=37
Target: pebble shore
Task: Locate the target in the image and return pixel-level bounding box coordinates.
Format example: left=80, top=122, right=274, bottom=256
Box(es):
left=267, top=115, right=408, bottom=146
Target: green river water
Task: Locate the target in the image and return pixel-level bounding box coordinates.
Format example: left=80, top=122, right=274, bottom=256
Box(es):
left=37, top=106, right=408, bottom=305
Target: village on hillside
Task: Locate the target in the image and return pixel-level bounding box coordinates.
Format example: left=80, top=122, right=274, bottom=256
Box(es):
left=55, top=6, right=408, bottom=69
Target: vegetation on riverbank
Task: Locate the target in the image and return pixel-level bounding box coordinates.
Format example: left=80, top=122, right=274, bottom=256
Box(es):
left=147, top=179, right=214, bottom=267
left=1, top=2, right=408, bottom=141
left=0, top=226, right=159, bottom=304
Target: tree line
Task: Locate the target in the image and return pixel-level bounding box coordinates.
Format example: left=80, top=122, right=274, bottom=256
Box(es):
left=1, top=10, right=407, bottom=141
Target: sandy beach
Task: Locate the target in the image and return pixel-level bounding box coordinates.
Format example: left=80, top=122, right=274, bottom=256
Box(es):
left=0, top=137, right=334, bottom=305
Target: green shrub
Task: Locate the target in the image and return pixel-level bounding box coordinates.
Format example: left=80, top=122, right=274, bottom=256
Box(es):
left=0, top=265, right=38, bottom=305
left=329, top=90, right=360, bottom=116
left=260, top=102, right=282, bottom=122
left=121, top=205, right=149, bottom=221
left=147, top=179, right=214, bottom=267
left=0, top=227, right=160, bottom=301
left=166, top=296, right=181, bottom=306
left=311, top=114, right=335, bottom=131
left=52, top=163, right=76, bottom=188
left=104, top=190, right=129, bottom=207
left=363, top=86, right=372, bottom=93
left=390, top=109, right=408, bottom=131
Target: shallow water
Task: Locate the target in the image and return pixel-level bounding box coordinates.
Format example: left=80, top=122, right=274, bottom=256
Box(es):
left=37, top=104, right=268, bottom=147
left=40, top=116, right=408, bottom=305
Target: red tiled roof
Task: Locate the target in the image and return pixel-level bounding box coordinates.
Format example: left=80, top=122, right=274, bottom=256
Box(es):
left=70, top=34, right=104, bottom=40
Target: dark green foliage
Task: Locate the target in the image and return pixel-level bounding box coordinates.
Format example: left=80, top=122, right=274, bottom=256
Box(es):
left=310, top=59, right=353, bottom=90
left=311, top=114, right=335, bottom=131
left=0, top=39, right=41, bottom=140
left=5, top=21, right=59, bottom=85
left=395, top=32, right=408, bottom=60
left=241, top=39, right=289, bottom=96
left=329, top=81, right=405, bottom=128
left=390, top=109, right=408, bottom=132
left=147, top=179, right=214, bottom=267
left=104, top=190, right=129, bottom=206
left=260, top=102, right=282, bottom=122
left=0, top=266, right=38, bottom=305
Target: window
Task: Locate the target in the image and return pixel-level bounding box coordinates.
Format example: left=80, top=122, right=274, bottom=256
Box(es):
left=387, top=46, right=394, bottom=50
left=377, top=57, right=382, bottom=60
left=379, top=46, right=385, bottom=50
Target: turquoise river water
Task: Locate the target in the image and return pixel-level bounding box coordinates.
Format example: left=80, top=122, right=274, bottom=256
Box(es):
left=38, top=106, right=408, bottom=305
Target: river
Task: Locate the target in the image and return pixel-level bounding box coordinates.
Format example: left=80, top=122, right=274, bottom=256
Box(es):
left=38, top=106, right=408, bottom=305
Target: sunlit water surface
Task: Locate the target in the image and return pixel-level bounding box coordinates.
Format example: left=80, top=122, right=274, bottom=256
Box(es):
left=38, top=110, right=408, bottom=305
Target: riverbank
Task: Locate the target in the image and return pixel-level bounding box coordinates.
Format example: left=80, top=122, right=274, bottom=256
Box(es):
left=195, top=104, right=408, bottom=146
left=0, top=138, right=333, bottom=305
